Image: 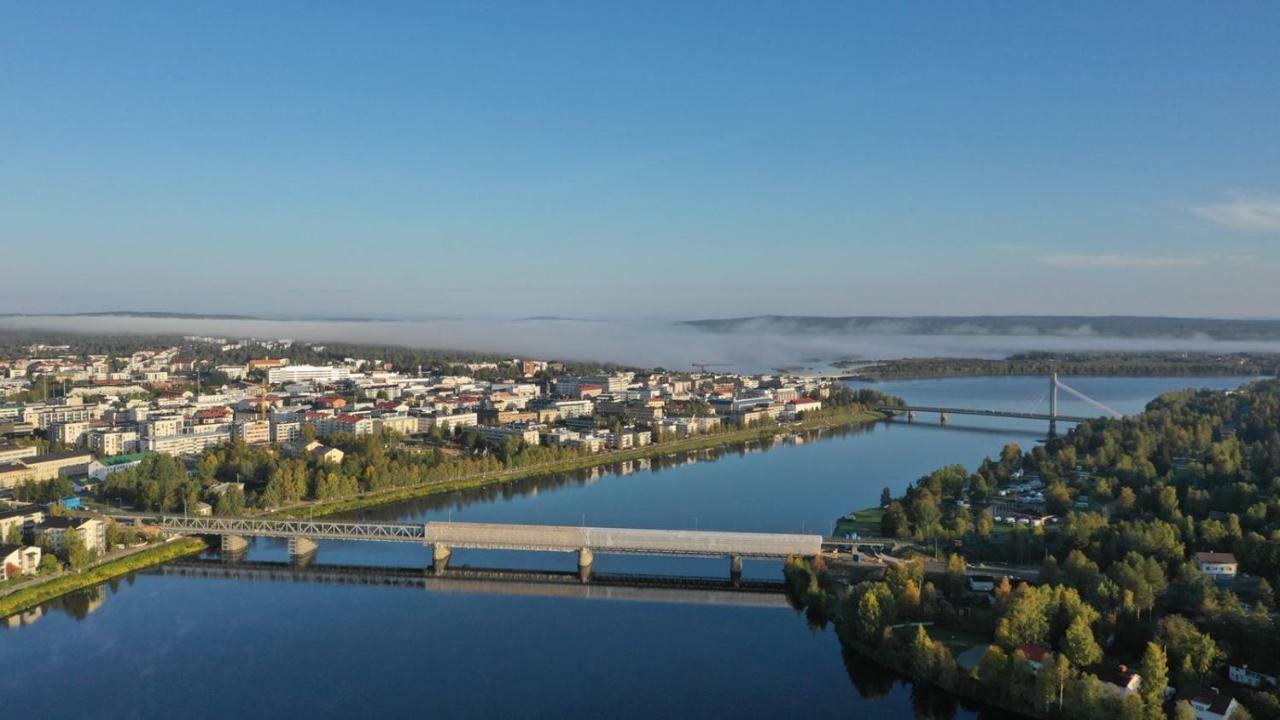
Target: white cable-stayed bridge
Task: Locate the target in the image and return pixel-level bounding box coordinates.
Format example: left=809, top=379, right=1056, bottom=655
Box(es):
left=875, top=373, right=1123, bottom=435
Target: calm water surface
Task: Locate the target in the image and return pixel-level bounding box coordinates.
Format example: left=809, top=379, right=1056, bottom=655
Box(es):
left=0, top=376, right=1250, bottom=718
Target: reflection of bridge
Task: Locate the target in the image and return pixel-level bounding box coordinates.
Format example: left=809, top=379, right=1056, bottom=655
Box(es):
left=876, top=373, right=1123, bottom=435
left=159, top=559, right=791, bottom=608
left=116, top=515, right=823, bottom=582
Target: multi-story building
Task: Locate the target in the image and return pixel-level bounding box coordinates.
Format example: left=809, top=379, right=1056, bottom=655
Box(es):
left=375, top=415, right=417, bottom=436
left=0, top=444, right=38, bottom=464
left=144, top=415, right=184, bottom=438
left=37, top=516, right=106, bottom=555
left=52, top=420, right=91, bottom=446
left=142, top=428, right=231, bottom=455
left=318, top=414, right=375, bottom=436
left=233, top=419, right=271, bottom=445
left=0, top=450, right=94, bottom=488
left=25, top=402, right=102, bottom=430
left=267, top=365, right=351, bottom=384
left=270, top=418, right=301, bottom=444
left=87, top=428, right=140, bottom=456
left=0, top=504, right=45, bottom=544
left=471, top=424, right=540, bottom=446
left=416, top=412, right=478, bottom=434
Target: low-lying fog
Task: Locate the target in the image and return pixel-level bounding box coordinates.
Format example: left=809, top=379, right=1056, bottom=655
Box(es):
left=5, top=315, right=1280, bottom=373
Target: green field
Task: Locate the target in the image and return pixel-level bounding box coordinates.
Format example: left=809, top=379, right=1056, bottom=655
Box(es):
left=833, top=506, right=884, bottom=538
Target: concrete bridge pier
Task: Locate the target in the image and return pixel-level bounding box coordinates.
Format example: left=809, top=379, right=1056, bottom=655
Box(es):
left=288, top=536, right=318, bottom=566
left=939, top=412, right=948, bottom=425
left=906, top=411, right=916, bottom=423
left=730, top=555, right=743, bottom=585
left=220, top=534, right=248, bottom=560
left=432, top=543, right=451, bottom=573
left=578, top=547, right=594, bottom=583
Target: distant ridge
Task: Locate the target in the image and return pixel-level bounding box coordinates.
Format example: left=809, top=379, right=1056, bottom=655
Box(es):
left=682, top=315, right=1280, bottom=341
left=0, top=311, right=411, bottom=322
left=0, top=310, right=259, bottom=320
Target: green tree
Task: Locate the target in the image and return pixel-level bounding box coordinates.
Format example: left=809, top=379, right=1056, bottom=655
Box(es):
left=64, top=528, right=92, bottom=572
left=976, top=645, right=1008, bottom=690
left=214, top=486, right=246, bottom=516
left=856, top=591, right=883, bottom=644
left=909, top=625, right=935, bottom=680
left=1138, top=642, right=1169, bottom=709
left=1062, top=615, right=1102, bottom=667
left=1065, top=672, right=1102, bottom=720
left=4, top=522, right=21, bottom=545
left=1118, top=693, right=1146, bottom=720
left=1156, top=615, right=1223, bottom=686
left=38, top=552, right=60, bottom=574
left=1173, top=701, right=1197, bottom=720
left=945, top=553, right=967, bottom=597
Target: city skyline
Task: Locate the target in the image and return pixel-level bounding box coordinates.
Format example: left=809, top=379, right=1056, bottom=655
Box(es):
left=4, top=3, right=1279, bottom=318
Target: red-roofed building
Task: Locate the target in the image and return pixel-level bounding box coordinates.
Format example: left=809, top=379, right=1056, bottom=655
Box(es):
left=314, top=396, right=347, bottom=410
left=193, top=407, right=232, bottom=425
left=1017, top=644, right=1053, bottom=671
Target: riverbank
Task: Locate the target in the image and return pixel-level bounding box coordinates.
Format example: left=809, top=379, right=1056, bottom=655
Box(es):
left=0, top=537, right=207, bottom=619
left=269, top=408, right=882, bottom=519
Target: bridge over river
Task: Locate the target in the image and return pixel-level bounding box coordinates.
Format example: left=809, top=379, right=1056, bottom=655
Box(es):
left=876, top=372, right=1123, bottom=435
left=114, top=514, right=823, bottom=582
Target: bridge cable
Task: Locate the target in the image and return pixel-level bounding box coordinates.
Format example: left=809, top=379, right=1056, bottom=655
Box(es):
left=1053, top=378, right=1123, bottom=418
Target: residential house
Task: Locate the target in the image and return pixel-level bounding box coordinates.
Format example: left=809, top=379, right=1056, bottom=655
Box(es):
left=0, top=544, right=41, bottom=580
left=1229, top=664, right=1279, bottom=689
left=1096, top=664, right=1143, bottom=698
left=1176, top=687, right=1241, bottom=720
left=1194, top=552, right=1238, bottom=581
left=36, top=516, right=106, bottom=555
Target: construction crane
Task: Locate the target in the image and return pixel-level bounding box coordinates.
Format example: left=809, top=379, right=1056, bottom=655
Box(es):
left=691, top=362, right=730, bottom=374
left=257, top=374, right=270, bottom=420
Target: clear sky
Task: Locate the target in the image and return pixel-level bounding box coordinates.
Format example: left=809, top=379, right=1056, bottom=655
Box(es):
left=3, top=2, right=1278, bottom=319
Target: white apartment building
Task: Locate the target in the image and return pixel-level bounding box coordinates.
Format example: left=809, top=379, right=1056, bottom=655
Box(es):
left=143, top=427, right=231, bottom=455
left=87, top=429, right=140, bottom=456
left=267, top=365, right=352, bottom=384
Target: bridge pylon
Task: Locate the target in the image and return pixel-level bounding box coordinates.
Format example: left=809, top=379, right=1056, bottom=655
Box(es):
left=432, top=543, right=452, bottom=573
left=1048, top=372, right=1059, bottom=437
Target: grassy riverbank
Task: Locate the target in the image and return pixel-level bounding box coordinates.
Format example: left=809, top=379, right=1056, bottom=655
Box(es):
left=270, top=408, right=882, bottom=519
left=0, top=538, right=207, bottom=619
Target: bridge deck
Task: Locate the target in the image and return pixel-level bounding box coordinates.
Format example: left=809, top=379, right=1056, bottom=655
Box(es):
left=137, top=516, right=822, bottom=558
left=876, top=405, right=1096, bottom=423
left=425, top=522, right=820, bottom=558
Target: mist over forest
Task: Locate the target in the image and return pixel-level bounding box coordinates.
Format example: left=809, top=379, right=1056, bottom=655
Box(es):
left=5, top=314, right=1280, bottom=373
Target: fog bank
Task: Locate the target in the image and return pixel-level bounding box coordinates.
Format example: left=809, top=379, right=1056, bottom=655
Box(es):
left=5, top=315, right=1280, bottom=373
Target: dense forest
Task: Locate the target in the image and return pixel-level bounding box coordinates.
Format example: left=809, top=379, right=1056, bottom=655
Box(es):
left=686, top=315, right=1280, bottom=342
left=0, top=328, right=625, bottom=377
left=789, top=379, right=1280, bottom=719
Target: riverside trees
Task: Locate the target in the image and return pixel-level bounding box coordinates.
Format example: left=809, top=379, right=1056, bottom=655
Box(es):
left=811, top=380, right=1280, bottom=718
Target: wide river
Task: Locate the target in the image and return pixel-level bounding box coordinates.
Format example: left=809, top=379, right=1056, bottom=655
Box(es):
left=0, top=376, right=1252, bottom=718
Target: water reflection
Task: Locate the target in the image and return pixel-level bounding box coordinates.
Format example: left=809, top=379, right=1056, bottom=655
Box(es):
left=2, top=582, right=113, bottom=629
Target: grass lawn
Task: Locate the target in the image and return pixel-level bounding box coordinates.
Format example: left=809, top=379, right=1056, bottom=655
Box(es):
left=927, top=627, right=991, bottom=652
left=833, top=506, right=884, bottom=538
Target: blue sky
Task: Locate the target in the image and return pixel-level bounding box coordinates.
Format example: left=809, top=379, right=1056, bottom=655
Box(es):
left=3, top=2, right=1278, bottom=318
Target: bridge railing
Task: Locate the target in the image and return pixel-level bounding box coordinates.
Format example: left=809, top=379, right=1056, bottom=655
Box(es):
left=153, top=515, right=427, bottom=543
